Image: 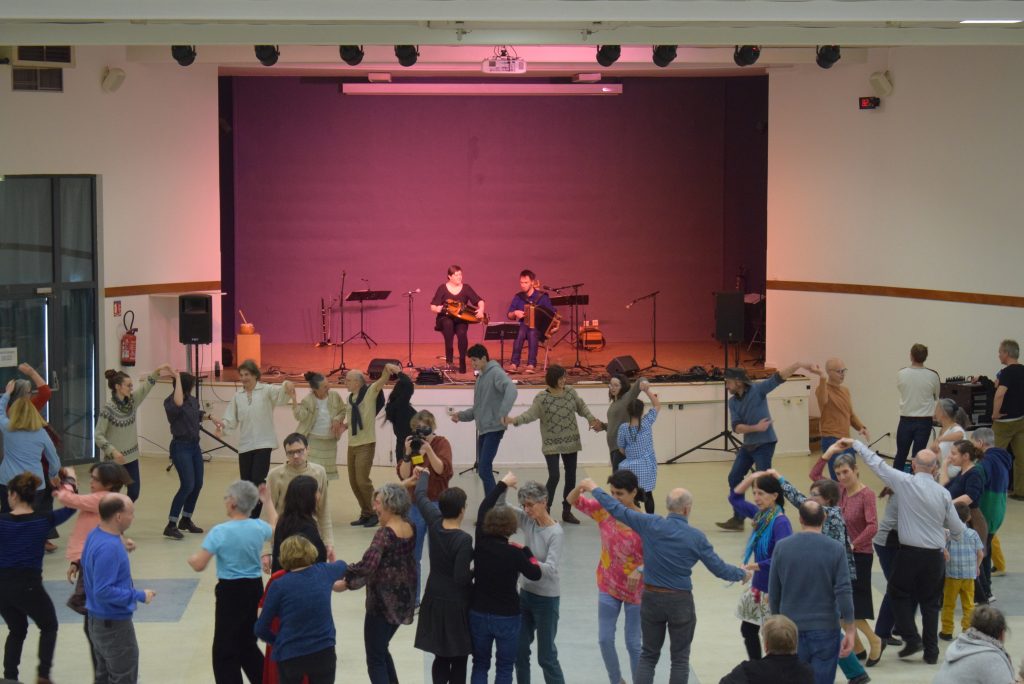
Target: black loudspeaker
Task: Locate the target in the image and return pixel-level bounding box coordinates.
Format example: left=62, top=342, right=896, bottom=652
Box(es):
left=179, top=294, right=212, bottom=345
left=714, top=291, right=744, bottom=343
left=606, top=355, right=639, bottom=377
left=367, top=358, right=401, bottom=381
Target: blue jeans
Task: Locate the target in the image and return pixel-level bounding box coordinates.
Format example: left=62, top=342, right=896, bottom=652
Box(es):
left=797, top=628, right=840, bottom=684
left=470, top=610, right=521, bottom=684
left=123, top=460, right=141, bottom=502
left=895, top=416, right=933, bottom=473
left=168, top=439, right=204, bottom=521
left=516, top=590, right=564, bottom=683
left=364, top=612, right=400, bottom=684
left=820, top=436, right=856, bottom=480
left=598, top=592, right=640, bottom=684
left=511, top=325, right=540, bottom=367
left=477, top=431, right=505, bottom=496
left=873, top=542, right=896, bottom=639
left=408, top=500, right=438, bottom=604
left=728, top=442, right=776, bottom=516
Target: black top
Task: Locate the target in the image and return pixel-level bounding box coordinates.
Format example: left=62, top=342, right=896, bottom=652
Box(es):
left=388, top=404, right=418, bottom=461
left=997, top=363, right=1024, bottom=420
left=718, top=654, right=815, bottom=684
left=417, top=473, right=473, bottom=603
left=946, top=465, right=986, bottom=509
left=431, top=283, right=482, bottom=308
left=471, top=481, right=541, bottom=616
left=164, top=394, right=203, bottom=443
left=271, top=519, right=327, bottom=573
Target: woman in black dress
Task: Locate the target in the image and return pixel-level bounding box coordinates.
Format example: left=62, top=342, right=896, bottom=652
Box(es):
left=412, top=468, right=473, bottom=683
left=269, top=475, right=326, bottom=573
left=429, top=265, right=485, bottom=374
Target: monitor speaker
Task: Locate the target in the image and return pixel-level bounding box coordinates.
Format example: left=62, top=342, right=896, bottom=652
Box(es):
left=367, top=358, right=401, bottom=380
left=179, top=294, right=212, bottom=345
left=606, top=355, right=639, bottom=377
left=714, top=291, right=744, bottom=344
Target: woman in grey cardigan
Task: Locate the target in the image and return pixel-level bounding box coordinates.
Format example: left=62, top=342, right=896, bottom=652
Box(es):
left=289, top=371, right=345, bottom=479
left=601, top=375, right=649, bottom=470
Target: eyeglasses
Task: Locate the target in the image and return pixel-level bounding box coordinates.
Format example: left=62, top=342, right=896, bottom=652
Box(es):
left=285, top=448, right=306, bottom=456
left=833, top=368, right=848, bottom=374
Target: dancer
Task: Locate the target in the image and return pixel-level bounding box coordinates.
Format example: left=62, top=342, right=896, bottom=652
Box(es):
left=810, top=359, right=869, bottom=479
left=451, top=345, right=517, bottom=496
left=505, top=269, right=554, bottom=373
left=715, top=362, right=812, bottom=531
left=602, top=375, right=647, bottom=471
left=567, top=469, right=644, bottom=684
left=504, top=364, right=603, bottom=524
left=335, top=483, right=417, bottom=684
left=255, top=535, right=348, bottom=684
left=939, top=503, right=985, bottom=641
left=729, top=471, right=792, bottom=662
left=188, top=480, right=276, bottom=684
left=289, top=371, right=345, bottom=480
left=384, top=371, right=417, bottom=463
left=164, top=369, right=220, bottom=539
left=219, top=359, right=294, bottom=519
left=268, top=475, right=326, bottom=574
left=266, top=433, right=333, bottom=561
left=342, top=363, right=400, bottom=527
left=470, top=472, right=542, bottom=684
left=411, top=468, right=473, bottom=684
left=0, top=387, right=61, bottom=512
left=0, top=473, right=76, bottom=683
left=616, top=386, right=660, bottom=513
left=929, top=398, right=968, bottom=468
left=430, top=265, right=486, bottom=374
left=95, top=364, right=172, bottom=501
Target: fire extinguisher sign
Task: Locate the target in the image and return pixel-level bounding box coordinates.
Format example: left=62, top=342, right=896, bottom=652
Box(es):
left=113, top=300, right=122, bottom=317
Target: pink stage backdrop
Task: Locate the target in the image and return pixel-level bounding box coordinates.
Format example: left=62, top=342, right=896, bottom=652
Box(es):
left=228, top=76, right=767, bottom=345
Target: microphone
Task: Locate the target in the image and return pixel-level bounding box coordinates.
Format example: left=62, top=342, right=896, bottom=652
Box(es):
left=626, top=302, right=633, bottom=310
left=402, top=288, right=421, bottom=297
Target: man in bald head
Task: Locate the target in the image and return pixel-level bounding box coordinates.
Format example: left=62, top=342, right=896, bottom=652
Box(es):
left=812, top=358, right=869, bottom=480
left=842, top=438, right=964, bottom=665
left=578, top=478, right=749, bottom=684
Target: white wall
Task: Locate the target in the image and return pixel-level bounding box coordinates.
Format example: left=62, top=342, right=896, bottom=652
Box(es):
left=0, top=45, right=223, bottom=381
left=766, top=46, right=1024, bottom=451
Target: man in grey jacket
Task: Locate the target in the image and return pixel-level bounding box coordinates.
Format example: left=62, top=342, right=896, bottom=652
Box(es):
left=451, top=344, right=517, bottom=495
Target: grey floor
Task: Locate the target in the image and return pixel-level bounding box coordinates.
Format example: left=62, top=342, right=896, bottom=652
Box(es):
left=21, top=455, right=1024, bottom=683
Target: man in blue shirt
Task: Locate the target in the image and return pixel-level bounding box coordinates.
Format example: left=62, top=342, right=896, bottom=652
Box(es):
left=579, top=478, right=750, bottom=684
left=81, top=493, right=155, bottom=684
left=716, top=361, right=813, bottom=531
left=506, top=269, right=555, bottom=373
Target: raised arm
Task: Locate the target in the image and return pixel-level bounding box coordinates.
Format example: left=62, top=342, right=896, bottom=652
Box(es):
left=851, top=439, right=911, bottom=490
left=18, top=362, right=46, bottom=388
left=776, top=361, right=813, bottom=381
left=172, top=369, right=185, bottom=408
left=644, top=387, right=661, bottom=412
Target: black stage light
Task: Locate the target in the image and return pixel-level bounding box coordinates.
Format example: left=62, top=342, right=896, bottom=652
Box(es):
left=652, top=45, right=677, bottom=68
left=171, top=45, right=196, bottom=67
left=596, top=45, right=621, bottom=67
left=394, top=45, right=419, bottom=67
left=254, top=45, right=280, bottom=67
left=340, top=45, right=364, bottom=66
left=815, top=45, right=841, bottom=69
left=733, top=45, right=761, bottom=67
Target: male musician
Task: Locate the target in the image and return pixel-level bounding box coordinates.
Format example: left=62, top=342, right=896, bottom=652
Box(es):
left=506, top=269, right=554, bottom=373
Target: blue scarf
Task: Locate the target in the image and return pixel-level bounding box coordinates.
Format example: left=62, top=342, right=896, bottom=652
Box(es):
left=742, top=505, right=781, bottom=565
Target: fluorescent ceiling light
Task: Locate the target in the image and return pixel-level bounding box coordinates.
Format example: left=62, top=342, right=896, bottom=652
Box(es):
left=341, top=83, right=622, bottom=96
left=959, top=19, right=1022, bottom=24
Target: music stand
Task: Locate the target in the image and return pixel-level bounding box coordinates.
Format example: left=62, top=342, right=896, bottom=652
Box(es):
left=343, top=290, right=390, bottom=348
left=550, top=286, right=591, bottom=371
left=485, top=323, right=520, bottom=367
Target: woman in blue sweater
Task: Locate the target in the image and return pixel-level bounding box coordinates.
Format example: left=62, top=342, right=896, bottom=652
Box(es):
left=729, top=471, right=792, bottom=661
left=255, top=535, right=348, bottom=684
left=0, top=472, right=76, bottom=682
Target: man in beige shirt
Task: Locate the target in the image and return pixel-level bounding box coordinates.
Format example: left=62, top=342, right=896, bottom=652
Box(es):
left=813, top=358, right=869, bottom=480
left=266, top=432, right=334, bottom=560
left=343, top=363, right=401, bottom=527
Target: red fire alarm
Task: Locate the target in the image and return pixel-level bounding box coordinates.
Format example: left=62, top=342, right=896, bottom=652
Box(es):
left=859, top=97, right=881, bottom=110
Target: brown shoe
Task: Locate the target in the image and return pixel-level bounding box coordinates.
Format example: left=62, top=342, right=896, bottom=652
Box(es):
left=562, top=509, right=581, bottom=525
left=715, top=516, right=744, bottom=531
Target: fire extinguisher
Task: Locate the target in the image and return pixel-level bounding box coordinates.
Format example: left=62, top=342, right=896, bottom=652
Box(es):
left=120, top=310, right=138, bottom=367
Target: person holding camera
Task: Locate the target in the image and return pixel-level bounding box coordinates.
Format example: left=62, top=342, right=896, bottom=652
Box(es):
left=397, top=410, right=453, bottom=598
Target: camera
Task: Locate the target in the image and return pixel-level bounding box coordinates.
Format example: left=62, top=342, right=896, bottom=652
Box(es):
left=406, top=425, right=432, bottom=466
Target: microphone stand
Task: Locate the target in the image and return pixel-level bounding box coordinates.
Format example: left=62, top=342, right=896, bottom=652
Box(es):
left=627, top=290, right=678, bottom=374
left=328, top=271, right=349, bottom=377
left=403, top=288, right=420, bottom=368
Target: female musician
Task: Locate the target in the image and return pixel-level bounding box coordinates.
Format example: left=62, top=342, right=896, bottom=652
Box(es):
left=430, top=265, right=485, bottom=374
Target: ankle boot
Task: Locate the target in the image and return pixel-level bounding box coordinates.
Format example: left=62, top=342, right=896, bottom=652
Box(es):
left=163, top=522, right=184, bottom=540
left=178, top=517, right=204, bottom=534
left=562, top=507, right=580, bottom=525
left=715, top=515, right=744, bottom=531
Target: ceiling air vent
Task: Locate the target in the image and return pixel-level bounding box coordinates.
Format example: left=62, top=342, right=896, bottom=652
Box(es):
left=0, top=45, right=75, bottom=68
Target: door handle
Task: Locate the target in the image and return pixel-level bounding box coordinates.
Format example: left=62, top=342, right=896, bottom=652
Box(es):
left=50, top=370, right=60, bottom=392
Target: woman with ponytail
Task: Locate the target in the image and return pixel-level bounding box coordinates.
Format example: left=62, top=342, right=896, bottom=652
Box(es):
left=290, top=371, right=345, bottom=480
left=729, top=471, right=792, bottom=661
left=930, top=398, right=970, bottom=470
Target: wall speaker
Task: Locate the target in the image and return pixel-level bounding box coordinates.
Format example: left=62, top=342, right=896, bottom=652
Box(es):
left=869, top=70, right=893, bottom=98
left=179, top=294, right=213, bottom=345
left=606, top=355, right=639, bottom=377
left=101, top=67, right=125, bottom=93
left=714, top=291, right=745, bottom=344
left=367, top=358, right=401, bottom=380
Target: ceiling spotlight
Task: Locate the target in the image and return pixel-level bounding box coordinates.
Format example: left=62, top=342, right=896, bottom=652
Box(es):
left=815, top=45, right=841, bottom=69
left=171, top=45, right=196, bottom=67
left=595, top=45, right=621, bottom=67
left=652, top=45, right=677, bottom=68
left=340, top=45, right=364, bottom=66
left=733, top=45, right=761, bottom=67
left=254, top=45, right=280, bottom=67
left=394, top=45, right=419, bottom=67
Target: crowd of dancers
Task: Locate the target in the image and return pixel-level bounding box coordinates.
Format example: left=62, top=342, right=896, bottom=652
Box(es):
left=0, top=338, right=1021, bottom=684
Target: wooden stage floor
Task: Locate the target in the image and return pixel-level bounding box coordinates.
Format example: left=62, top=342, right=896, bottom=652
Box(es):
left=222, top=338, right=766, bottom=384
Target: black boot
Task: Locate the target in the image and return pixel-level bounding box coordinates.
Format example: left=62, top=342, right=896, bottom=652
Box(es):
left=163, top=522, right=184, bottom=540
left=178, top=517, right=204, bottom=534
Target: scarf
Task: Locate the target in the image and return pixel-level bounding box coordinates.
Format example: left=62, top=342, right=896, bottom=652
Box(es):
left=742, top=505, right=782, bottom=565
left=348, top=384, right=369, bottom=437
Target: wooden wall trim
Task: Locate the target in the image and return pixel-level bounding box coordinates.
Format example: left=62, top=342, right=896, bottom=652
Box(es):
left=767, top=280, right=1024, bottom=308
left=104, top=281, right=222, bottom=297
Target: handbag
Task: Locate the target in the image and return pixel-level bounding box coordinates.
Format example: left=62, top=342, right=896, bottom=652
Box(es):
left=66, top=563, right=88, bottom=616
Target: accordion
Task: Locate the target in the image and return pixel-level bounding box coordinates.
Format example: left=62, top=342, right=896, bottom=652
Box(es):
left=524, top=304, right=562, bottom=342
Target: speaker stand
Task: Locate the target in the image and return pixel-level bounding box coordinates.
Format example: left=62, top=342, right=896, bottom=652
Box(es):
left=665, top=339, right=742, bottom=464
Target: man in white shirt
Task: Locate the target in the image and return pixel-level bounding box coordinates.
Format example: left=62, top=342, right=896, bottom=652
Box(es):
left=894, top=343, right=940, bottom=473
